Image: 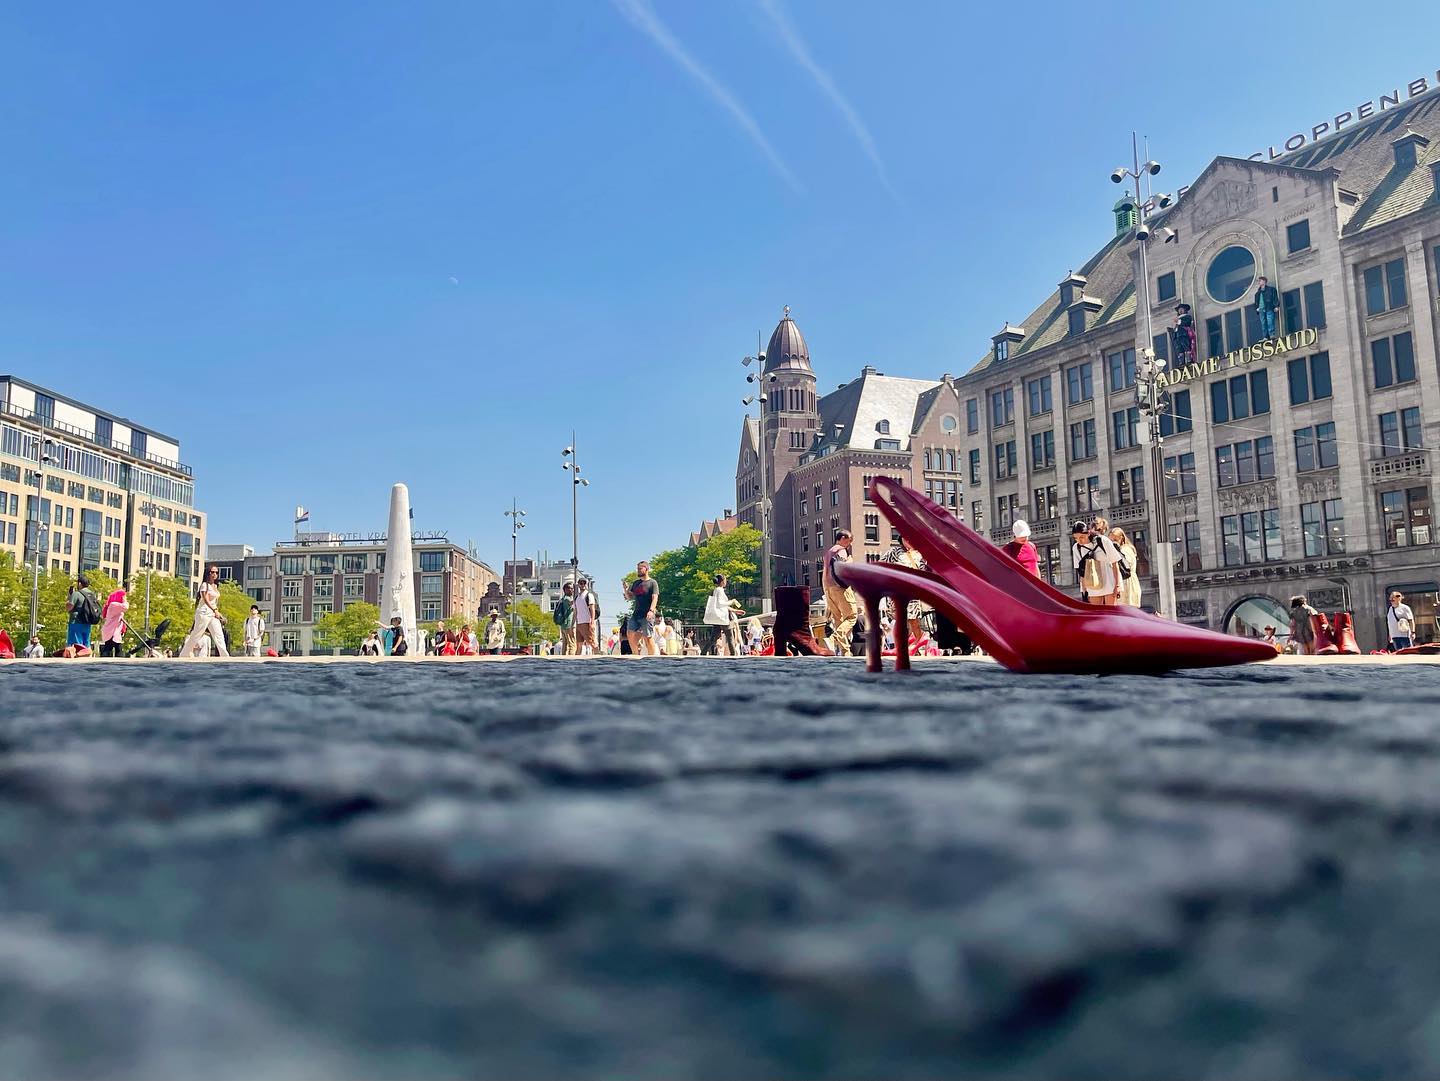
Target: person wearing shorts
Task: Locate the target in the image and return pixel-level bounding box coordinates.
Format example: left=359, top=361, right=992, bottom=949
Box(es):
left=626, top=560, right=659, bottom=657
left=574, top=577, right=598, bottom=654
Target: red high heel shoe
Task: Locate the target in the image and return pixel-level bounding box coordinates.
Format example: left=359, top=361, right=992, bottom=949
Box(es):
left=836, top=478, right=1277, bottom=675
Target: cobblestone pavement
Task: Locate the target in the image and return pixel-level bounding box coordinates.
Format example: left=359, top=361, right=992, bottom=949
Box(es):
left=2, top=657, right=1438, bottom=1079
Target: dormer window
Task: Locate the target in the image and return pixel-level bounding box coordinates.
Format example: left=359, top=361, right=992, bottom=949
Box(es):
left=1393, top=130, right=1430, bottom=170
left=1058, top=272, right=1087, bottom=309
left=1068, top=309, right=1087, bottom=336
left=876, top=419, right=890, bottom=435
left=991, top=323, right=1026, bottom=362
left=876, top=439, right=901, bottom=452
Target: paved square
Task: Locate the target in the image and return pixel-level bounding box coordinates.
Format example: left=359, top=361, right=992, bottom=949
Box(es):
left=2, top=657, right=1438, bottom=1078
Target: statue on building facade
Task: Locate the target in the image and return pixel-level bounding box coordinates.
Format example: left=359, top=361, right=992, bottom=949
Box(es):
left=1171, top=303, right=1197, bottom=364
left=1254, top=275, right=1279, bottom=338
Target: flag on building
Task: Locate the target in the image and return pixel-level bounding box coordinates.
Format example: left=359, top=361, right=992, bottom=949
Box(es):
left=295, top=505, right=309, bottom=524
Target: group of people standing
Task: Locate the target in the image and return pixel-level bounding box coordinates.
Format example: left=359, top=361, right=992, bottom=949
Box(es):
left=1069, top=517, right=1142, bottom=608
left=547, top=577, right=603, bottom=655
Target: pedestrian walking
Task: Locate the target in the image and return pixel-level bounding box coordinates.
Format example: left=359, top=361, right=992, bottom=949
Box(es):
left=1387, top=591, right=1417, bottom=652
left=554, top=582, right=577, bottom=655
left=823, top=529, right=858, bottom=656
left=180, top=565, right=229, bottom=657
left=486, top=610, right=505, bottom=654
left=383, top=616, right=408, bottom=656
left=704, top=572, right=745, bottom=655
left=98, top=585, right=128, bottom=658
left=626, top=560, right=660, bottom=656
left=882, top=533, right=929, bottom=628
left=65, top=574, right=100, bottom=655
left=242, top=604, right=266, bottom=657
left=1071, top=520, right=1121, bottom=606
left=431, top=620, right=447, bottom=656
left=1002, top=521, right=1040, bottom=577
left=1288, top=595, right=1319, bottom=656
left=1108, top=526, right=1142, bottom=608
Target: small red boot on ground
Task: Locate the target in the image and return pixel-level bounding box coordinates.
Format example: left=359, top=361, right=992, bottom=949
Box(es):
left=1313, top=613, right=1339, bottom=655
left=771, top=586, right=833, bottom=657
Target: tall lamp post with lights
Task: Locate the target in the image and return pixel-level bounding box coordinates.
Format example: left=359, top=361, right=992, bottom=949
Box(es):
left=1111, top=134, right=1179, bottom=620
left=28, top=436, right=56, bottom=642
left=503, top=500, right=526, bottom=646
left=139, top=500, right=158, bottom=636
left=561, top=433, right=588, bottom=589
left=741, top=351, right=778, bottom=610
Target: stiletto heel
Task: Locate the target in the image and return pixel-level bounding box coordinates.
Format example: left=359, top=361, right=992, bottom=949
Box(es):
left=862, top=592, right=883, bottom=673
left=834, top=477, right=1277, bottom=675
left=894, top=602, right=911, bottom=671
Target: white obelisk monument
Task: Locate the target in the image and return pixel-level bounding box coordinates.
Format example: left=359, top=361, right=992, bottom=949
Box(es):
left=381, top=483, right=417, bottom=653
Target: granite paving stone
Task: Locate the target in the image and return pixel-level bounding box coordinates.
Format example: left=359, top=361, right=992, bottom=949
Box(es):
left=0, top=657, right=1437, bottom=1079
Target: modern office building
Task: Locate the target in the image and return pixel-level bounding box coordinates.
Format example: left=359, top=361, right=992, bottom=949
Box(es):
left=205, top=543, right=254, bottom=585
left=949, top=85, right=1440, bottom=649
left=0, top=376, right=206, bottom=589
left=240, top=531, right=497, bottom=654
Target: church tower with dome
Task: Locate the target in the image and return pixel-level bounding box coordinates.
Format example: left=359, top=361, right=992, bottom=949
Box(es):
left=735, top=307, right=820, bottom=592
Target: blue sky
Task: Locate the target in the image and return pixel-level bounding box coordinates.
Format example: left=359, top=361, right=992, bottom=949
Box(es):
left=3, top=1, right=1437, bottom=620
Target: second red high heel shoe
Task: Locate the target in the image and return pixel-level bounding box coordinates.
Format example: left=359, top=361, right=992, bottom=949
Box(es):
left=837, top=478, right=1277, bottom=675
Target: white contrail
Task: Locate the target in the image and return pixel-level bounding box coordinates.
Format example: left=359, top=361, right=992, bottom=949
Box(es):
left=756, top=0, right=899, bottom=203
left=611, top=0, right=803, bottom=193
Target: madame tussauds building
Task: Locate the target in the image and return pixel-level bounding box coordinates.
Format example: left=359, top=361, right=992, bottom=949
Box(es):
left=952, top=84, right=1440, bottom=651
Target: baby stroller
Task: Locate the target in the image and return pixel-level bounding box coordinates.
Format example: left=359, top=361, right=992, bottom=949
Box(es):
left=126, top=618, right=171, bottom=658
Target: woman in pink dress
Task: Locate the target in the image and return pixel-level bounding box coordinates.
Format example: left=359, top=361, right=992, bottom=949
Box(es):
left=99, top=588, right=129, bottom=658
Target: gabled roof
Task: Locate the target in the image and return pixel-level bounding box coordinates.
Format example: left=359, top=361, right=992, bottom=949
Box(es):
left=964, top=231, right=1137, bottom=378
left=689, top=515, right=738, bottom=548
left=909, top=382, right=948, bottom=436
left=806, top=368, right=939, bottom=459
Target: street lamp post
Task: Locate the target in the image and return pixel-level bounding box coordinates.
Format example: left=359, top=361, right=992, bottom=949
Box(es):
left=562, top=433, right=588, bottom=590
left=28, top=437, right=55, bottom=642
left=139, top=500, right=158, bottom=637
left=742, top=350, right=777, bottom=611
left=503, top=499, right=526, bottom=646
left=1112, top=134, right=1178, bottom=620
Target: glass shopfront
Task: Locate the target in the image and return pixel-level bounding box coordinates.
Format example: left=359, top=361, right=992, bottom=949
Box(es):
left=1387, top=583, right=1437, bottom=645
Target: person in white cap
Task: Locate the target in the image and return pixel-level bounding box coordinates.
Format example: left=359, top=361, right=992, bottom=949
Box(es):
left=1002, top=520, right=1040, bottom=577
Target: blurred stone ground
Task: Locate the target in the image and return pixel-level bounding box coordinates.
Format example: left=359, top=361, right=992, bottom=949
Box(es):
left=1, top=657, right=1438, bottom=1079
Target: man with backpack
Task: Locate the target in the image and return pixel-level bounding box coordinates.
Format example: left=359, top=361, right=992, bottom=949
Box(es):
left=553, top=581, right=576, bottom=655
left=65, top=574, right=100, bottom=654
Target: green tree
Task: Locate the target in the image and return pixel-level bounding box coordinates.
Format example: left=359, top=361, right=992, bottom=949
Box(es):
left=695, top=523, right=761, bottom=612
left=314, top=602, right=381, bottom=652
left=129, top=570, right=201, bottom=651
left=512, top=599, right=560, bottom=648
left=625, top=524, right=763, bottom=624
left=216, top=581, right=254, bottom=647
left=0, top=553, right=29, bottom=643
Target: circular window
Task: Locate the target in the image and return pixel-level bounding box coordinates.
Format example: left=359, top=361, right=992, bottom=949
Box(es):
left=1206, top=245, right=1257, bottom=304
left=940, top=414, right=958, bottom=432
